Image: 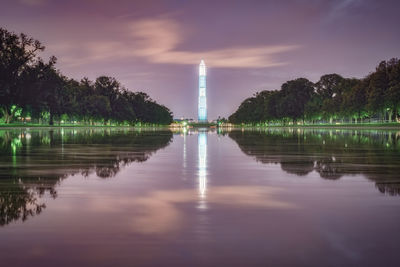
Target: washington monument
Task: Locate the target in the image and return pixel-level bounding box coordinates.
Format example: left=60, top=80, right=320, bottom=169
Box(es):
left=198, top=60, right=207, bottom=122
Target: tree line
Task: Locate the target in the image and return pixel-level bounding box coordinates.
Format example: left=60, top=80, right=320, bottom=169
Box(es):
left=229, top=58, right=400, bottom=125
left=0, top=27, right=173, bottom=125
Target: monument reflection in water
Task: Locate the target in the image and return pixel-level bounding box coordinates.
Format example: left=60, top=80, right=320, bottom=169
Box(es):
left=197, top=131, right=207, bottom=208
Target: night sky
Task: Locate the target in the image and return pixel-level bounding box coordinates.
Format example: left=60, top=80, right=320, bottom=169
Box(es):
left=1, top=0, right=399, bottom=120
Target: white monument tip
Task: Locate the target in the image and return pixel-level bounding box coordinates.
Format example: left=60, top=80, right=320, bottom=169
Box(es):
left=200, top=60, right=205, bottom=65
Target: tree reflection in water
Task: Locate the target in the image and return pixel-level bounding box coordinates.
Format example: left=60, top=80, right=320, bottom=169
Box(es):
left=0, top=128, right=172, bottom=226
left=229, top=128, right=400, bottom=196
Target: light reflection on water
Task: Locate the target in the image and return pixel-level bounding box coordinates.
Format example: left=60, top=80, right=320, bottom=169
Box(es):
left=0, top=127, right=400, bottom=267
left=198, top=131, right=207, bottom=203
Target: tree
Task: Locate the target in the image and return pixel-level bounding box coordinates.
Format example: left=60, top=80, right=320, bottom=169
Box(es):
left=262, top=90, right=280, bottom=123
left=342, top=79, right=367, bottom=123
left=367, top=61, right=388, bottom=121
left=316, top=74, right=345, bottom=122
left=228, top=61, right=399, bottom=126
left=35, top=63, right=68, bottom=125
left=94, top=76, right=121, bottom=124
left=0, top=28, right=174, bottom=125
left=385, top=58, right=400, bottom=121
left=304, top=93, right=322, bottom=122
left=86, top=95, right=111, bottom=123
left=113, top=90, right=136, bottom=124
left=278, top=78, right=314, bottom=123
left=0, top=28, right=47, bottom=123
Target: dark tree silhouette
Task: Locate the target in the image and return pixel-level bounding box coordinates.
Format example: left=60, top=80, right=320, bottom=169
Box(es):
left=0, top=27, right=173, bottom=125
left=229, top=59, right=400, bottom=125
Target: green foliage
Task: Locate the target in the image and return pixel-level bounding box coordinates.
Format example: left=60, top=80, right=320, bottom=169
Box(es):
left=0, top=27, right=48, bottom=123
left=0, top=27, right=173, bottom=126
left=230, top=58, right=400, bottom=125
left=279, top=78, right=314, bottom=122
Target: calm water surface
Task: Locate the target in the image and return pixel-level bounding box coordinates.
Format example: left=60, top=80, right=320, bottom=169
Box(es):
left=1, top=128, right=400, bottom=267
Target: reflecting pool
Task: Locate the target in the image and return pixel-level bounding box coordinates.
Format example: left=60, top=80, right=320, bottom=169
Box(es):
left=0, top=127, right=399, bottom=266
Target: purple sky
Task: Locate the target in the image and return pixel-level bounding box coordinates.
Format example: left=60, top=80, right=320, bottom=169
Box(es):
left=1, top=0, right=399, bottom=119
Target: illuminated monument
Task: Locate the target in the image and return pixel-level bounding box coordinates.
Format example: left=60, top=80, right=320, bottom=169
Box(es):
left=198, top=60, right=207, bottom=122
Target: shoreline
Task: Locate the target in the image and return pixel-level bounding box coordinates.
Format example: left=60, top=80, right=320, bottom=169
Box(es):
left=221, top=123, right=400, bottom=130
left=1, top=123, right=400, bottom=130
left=0, top=124, right=171, bottom=129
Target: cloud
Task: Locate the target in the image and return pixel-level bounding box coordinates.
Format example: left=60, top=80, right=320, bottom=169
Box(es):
left=324, top=0, right=366, bottom=22
left=55, top=17, right=299, bottom=68
left=129, top=18, right=299, bottom=68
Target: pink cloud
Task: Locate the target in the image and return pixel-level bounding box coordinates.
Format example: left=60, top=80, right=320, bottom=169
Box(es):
left=53, top=17, right=299, bottom=68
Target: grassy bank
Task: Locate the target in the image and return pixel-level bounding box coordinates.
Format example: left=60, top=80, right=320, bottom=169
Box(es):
left=188, top=122, right=217, bottom=127
left=0, top=123, right=171, bottom=129
left=230, top=122, right=400, bottom=129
